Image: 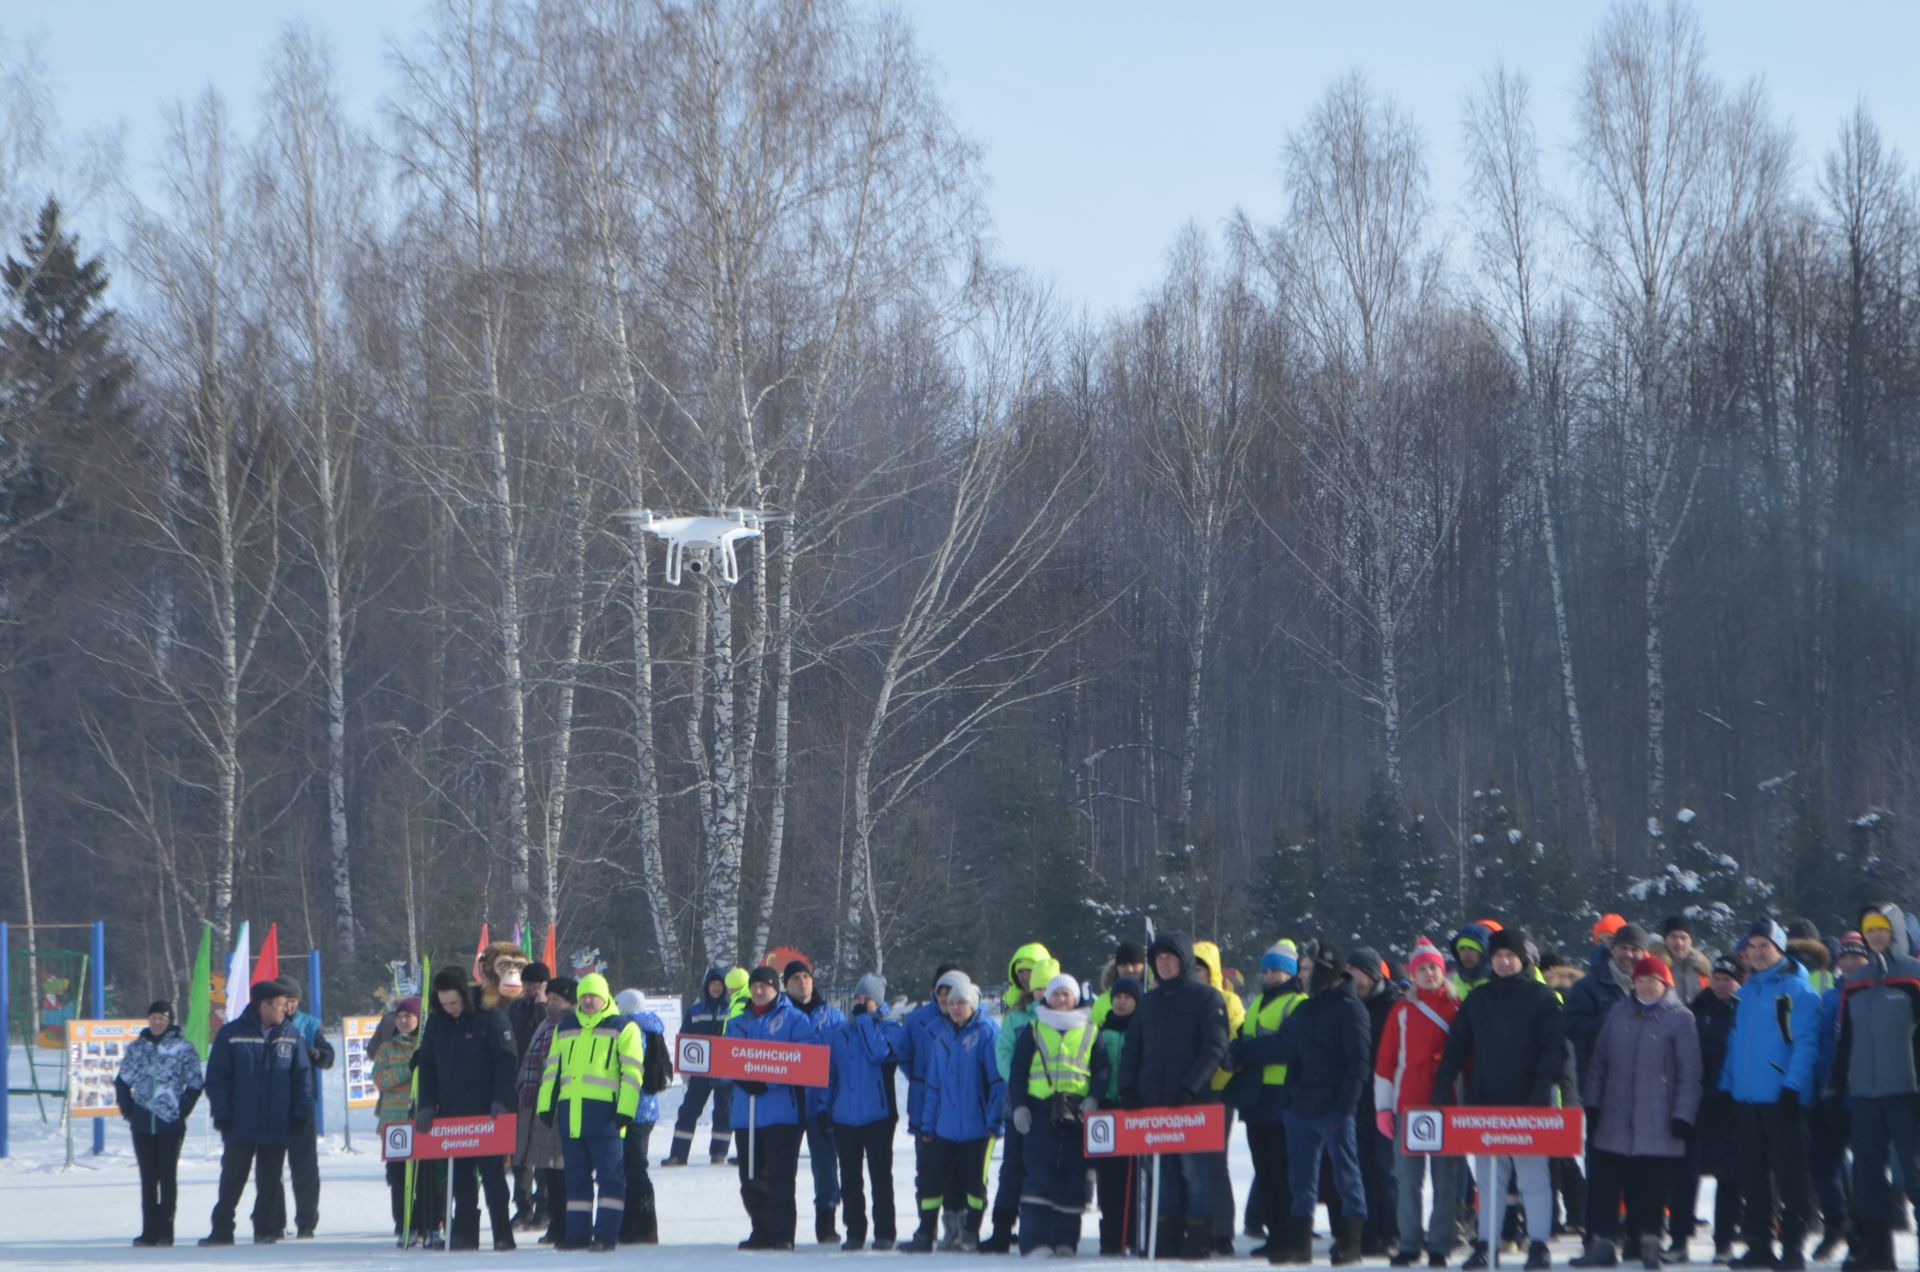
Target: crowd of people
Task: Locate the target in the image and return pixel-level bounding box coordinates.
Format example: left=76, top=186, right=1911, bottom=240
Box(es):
left=105, top=903, right=1920, bottom=1271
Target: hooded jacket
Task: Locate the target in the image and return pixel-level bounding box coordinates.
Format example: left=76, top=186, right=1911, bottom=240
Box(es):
left=418, top=984, right=517, bottom=1119
left=828, top=1002, right=904, bottom=1127
left=924, top=1007, right=1004, bottom=1142
left=1690, top=987, right=1737, bottom=1091
left=686, top=967, right=733, bottom=1038
left=1430, top=964, right=1570, bottom=1108
left=205, top=1004, right=313, bottom=1145
left=1449, top=924, right=1495, bottom=998
left=1194, top=939, right=1247, bottom=1093
left=1263, top=973, right=1370, bottom=1120
left=1373, top=980, right=1460, bottom=1117
left=725, top=991, right=824, bottom=1129
left=1834, top=903, right=1920, bottom=1100
left=1002, top=943, right=1054, bottom=1012
left=1654, top=940, right=1712, bottom=1006
left=1118, top=931, right=1229, bottom=1106
left=1720, top=950, right=1820, bottom=1104
left=1583, top=989, right=1703, bottom=1158
left=1565, top=953, right=1632, bottom=1081
left=898, top=996, right=949, bottom=1134
left=115, top=1023, right=204, bottom=1136
left=996, top=952, right=1060, bottom=1082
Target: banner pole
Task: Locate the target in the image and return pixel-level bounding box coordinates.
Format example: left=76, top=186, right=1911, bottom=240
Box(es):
left=1147, top=1154, right=1160, bottom=1262
left=445, top=1159, right=455, bottom=1255
left=1486, top=1155, right=1504, bottom=1270
left=749, top=1094, right=758, bottom=1181
left=91, top=921, right=105, bottom=1156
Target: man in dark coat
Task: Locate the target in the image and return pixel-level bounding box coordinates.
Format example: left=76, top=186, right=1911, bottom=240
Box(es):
left=1269, top=948, right=1373, bottom=1266
left=1833, top=904, right=1920, bottom=1271
left=1431, top=927, right=1570, bottom=1272
left=1345, top=946, right=1403, bottom=1256
left=199, top=978, right=313, bottom=1246
left=415, top=966, right=518, bottom=1251
left=1119, top=931, right=1229, bottom=1257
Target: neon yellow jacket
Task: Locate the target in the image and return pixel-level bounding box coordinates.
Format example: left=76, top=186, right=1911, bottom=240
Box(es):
left=1194, top=940, right=1247, bottom=1091
left=536, top=973, right=644, bottom=1138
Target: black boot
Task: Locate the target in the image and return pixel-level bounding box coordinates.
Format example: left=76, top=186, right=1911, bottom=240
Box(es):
left=818, top=1205, right=840, bottom=1245
left=1463, top=1243, right=1491, bottom=1271
left=1572, top=1237, right=1620, bottom=1268
left=1187, top=1217, right=1214, bottom=1261
left=903, top=1213, right=937, bottom=1254
left=1331, top=1216, right=1365, bottom=1267
left=1642, top=1234, right=1664, bottom=1271
left=1156, top=1218, right=1187, bottom=1261
left=1527, top=1242, right=1552, bottom=1270
left=980, top=1209, right=1017, bottom=1254
left=1270, top=1216, right=1313, bottom=1266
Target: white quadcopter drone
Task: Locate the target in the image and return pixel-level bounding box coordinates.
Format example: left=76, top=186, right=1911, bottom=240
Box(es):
left=617, top=507, right=782, bottom=585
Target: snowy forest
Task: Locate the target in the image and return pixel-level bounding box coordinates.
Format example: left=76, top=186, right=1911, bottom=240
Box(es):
left=1, top=0, right=1916, bottom=1005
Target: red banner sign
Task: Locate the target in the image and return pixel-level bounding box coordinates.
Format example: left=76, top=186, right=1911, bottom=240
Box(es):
left=382, top=1114, right=519, bottom=1161
left=1083, top=1104, right=1228, bottom=1156
left=1402, top=1107, right=1584, bottom=1157
left=676, top=1032, right=830, bottom=1088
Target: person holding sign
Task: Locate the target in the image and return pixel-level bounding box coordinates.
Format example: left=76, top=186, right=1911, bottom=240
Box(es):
left=199, top=979, right=312, bottom=1247
left=537, top=972, right=644, bottom=1252
left=1008, top=972, right=1110, bottom=1256
left=1429, top=927, right=1570, bottom=1272
left=415, top=967, right=517, bottom=1252
left=911, top=974, right=1003, bottom=1253
left=727, top=965, right=823, bottom=1250
left=1371, top=939, right=1461, bottom=1270
left=115, top=1000, right=203, bottom=1247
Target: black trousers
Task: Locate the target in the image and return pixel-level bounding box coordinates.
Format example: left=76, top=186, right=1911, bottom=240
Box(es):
left=1739, top=1100, right=1816, bottom=1252
left=131, top=1129, right=184, bottom=1241
left=1588, top=1151, right=1674, bottom=1241
left=540, top=1166, right=567, bottom=1243
left=288, top=1119, right=319, bottom=1233
left=834, top=1118, right=897, bottom=1242
left=386, top=1159, right=441, bottom=1237
left=209, top=1139, right=286, bottom=1240
left=448, top=1155, right=512, bottom=1249
left=993, top=1124, right=1025, bottom=1225
left=920, top=1135, right=992, bottom=1215
left=619, top=1123, right=658, bottom=1242
left=1247, top=1120, right=1295, bottom=1241
left=1095, top=1157, right=1140, bottom=1254
left=737, top=1123, right=804, bottom=1246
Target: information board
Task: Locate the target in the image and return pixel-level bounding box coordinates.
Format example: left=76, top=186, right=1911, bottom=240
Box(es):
left=1083, top=1104, right=1228, bottom=1156
left=342, top=1015, right=383, bottom=1110
left=67, top=1020, right=147, bottom=1118
left=674, top=1032, right=830, bottom=1087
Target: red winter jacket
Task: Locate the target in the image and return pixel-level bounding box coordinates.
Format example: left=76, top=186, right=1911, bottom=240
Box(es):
left=1373, top=983, right=1460, bottom=1115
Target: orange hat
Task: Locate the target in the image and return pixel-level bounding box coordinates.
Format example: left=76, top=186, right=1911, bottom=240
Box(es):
left=1593, top=913, right=1628, bottom=942
left=1474, top=918, right=1504, bottom=933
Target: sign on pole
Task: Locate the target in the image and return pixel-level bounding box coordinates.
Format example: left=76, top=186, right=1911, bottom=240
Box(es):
left=1083, top=1104, right=1228, bottom=1156
left=67, top=1020, right=146, bottom=1118
left=1401, top=1107, right=1584, bottom=1158
left=675, top=1032, right=830, bottom=1087
left=342, top=1016, right=383, bottom=1110
left=382, top=1113, right=519, bottom=1161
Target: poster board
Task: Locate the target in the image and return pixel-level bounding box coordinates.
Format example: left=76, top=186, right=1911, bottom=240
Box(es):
left=342, top=1015, right=383, bottom=1110
left=67, top=1020, right=146, bottom=1118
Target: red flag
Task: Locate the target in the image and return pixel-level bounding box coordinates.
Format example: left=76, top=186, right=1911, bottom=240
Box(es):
left=472, top=922, right=490, bottom=980
left=543, top=925, right=556, bottom=973
left=252, top=922, right=281, bottom=985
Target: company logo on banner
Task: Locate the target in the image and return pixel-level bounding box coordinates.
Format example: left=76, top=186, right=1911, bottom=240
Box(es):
left=674, top=1033, right=830, bottom=1087
left=382, top=1113, right=519, bottom=1161
left=1083, top=1104, right=1227, bottom=1156
left=1402, top=1107, right=1584, bottom=1157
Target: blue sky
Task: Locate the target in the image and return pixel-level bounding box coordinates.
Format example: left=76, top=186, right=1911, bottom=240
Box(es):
left=20, top=2, right=1920, bottom=317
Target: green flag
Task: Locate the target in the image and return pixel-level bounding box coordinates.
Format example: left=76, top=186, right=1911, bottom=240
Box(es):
left=184, top=923, right=213, bottom=1060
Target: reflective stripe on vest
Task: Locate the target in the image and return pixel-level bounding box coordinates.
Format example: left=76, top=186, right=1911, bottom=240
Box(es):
left=1028, top=1023, right=1096, bottom=1098
left=1240, top=991, right=1304, bottom=1085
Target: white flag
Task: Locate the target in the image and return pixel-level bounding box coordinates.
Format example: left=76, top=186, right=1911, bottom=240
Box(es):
left=224, top=920, right=250, bottom=1024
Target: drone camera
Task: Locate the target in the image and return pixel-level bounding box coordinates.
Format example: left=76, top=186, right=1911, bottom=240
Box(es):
left=685, top=556, right=705, bottom=575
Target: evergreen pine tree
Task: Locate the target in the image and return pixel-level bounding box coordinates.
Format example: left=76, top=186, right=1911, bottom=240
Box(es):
left=1627, top=804, right=1768, bottom=953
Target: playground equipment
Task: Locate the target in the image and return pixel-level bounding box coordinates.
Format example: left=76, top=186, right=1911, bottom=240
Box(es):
left=1, top=919, right=107, bottom=1159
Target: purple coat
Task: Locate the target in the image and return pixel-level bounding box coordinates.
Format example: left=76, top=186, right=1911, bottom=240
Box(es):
left=1582, top=990, right=1702, bottom=1158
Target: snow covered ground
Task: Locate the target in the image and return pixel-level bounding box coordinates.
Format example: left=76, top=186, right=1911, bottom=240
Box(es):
left=0, top=1040, right=1860, bottom=1271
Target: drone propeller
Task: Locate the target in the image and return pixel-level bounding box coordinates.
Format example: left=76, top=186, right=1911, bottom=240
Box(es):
left=611, top=507, right=661, bottom=522
left=707, top=506, right=791, bottom=524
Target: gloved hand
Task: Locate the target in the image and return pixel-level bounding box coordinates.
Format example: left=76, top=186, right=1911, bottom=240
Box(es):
left=414, top=1105, right=436, bottom=1134
left=213, top=1118, right=231, bottom=1134
left=737, top=1080, right=768, bottom=1097
left=1011, top=1106, right=1033, bottom=1135
left=490, top=1101, right=510, bottom=1116
left=850, top=1001, right=868, bottom=1016
left=616, top=1113, right=633, bottom=1132
left=1375, top=1111, right=1395, bottom=1141
left=1670, top=1118, right=1694, bottom=1141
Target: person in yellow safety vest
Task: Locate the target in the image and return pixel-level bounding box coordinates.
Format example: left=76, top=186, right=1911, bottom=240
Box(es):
left=725, top=967, right=751, bottom=1019
left=1193, top=940, right=1247, bottom=1255
left=1007, top=973, right=1111, bottom=1256
left=1228, top=942, right=1308, bottom=1258
left=536, top=972, right=644, bottom=1252
left=984, top=943, right=1054, bottom=1253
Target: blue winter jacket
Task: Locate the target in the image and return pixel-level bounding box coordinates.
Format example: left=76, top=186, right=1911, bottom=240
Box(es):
left=726, top=994, right=824, bottom=1129
left=828, top=1007, right=904, bottom=1127
left=287, top=1008, right=336, bottom=1102
left=686, top=968, right=733, bottom=1038
left=114, top=1025, right=204, bottom=1136
left=924, top=1010, right=1004, bottom=1142
left=623, top=1009, right=667, bottom=1125
left=1721, top=954, right=1822, bottom=1104
left=206, top=1005, right=314, bottom=1146
left=898, top=999, right=947, bottom=1133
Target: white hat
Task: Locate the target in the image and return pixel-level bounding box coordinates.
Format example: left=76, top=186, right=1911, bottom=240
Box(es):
left=614, top=988, right=646, bottom=1015
left=1045, top=973, right=1080, bottom=1002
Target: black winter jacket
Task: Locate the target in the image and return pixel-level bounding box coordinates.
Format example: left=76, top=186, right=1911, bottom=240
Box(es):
left=1118, top=931, right=1229, bottom=1106
left=415, top=989, right=516, bottom=1117
left=1430, top=969, right=1571, bottom=1107
left=205, top=1006, right=313, bottom=1146
left=1271, top=980, right=1371, bottom=1120
left=1689, top=990, right=1737, bottom=1093
left=1564, top=962, right=1628, bottom=1080
left=1356, top=978, right=1402, bottom=1117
